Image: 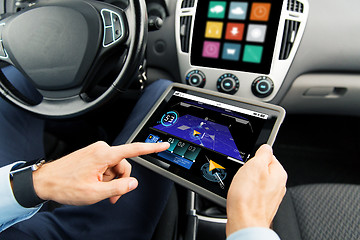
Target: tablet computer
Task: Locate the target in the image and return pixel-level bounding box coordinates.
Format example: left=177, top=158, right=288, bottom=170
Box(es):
left=127, top=83, right=285, bottom=206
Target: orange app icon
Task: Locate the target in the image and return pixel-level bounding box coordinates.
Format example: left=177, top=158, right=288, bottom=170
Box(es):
left=250, top=3, right=271, bottom=21
left=205, top=21, right=223, bottom=39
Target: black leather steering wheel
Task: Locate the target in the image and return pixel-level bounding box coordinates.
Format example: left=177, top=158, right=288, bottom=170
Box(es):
left=0, top=0, right=147, bottom=118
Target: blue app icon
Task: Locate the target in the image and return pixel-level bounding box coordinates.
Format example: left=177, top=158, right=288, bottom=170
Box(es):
left=145, top=134, right=160, bottom=143
left=228, top=2, right=248, bottom=20
left=222, top=43, right=241, bottom=61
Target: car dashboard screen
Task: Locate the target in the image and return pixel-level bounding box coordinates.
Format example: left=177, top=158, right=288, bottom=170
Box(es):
left=130, top=86, right=282, bottom=199
left=190, top=0, right=283, bottom=74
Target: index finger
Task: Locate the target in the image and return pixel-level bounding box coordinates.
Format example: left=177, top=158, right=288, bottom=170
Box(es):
left=108, top=142, right=170, bottom=165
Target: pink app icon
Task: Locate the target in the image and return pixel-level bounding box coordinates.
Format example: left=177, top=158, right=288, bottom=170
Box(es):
left=202, top=41, right=220, bottom=58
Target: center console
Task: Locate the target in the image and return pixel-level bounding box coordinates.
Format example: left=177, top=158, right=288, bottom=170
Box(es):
left=176, top=0, right=309, bottom=101
left=173, top=1, right=309, bottom=239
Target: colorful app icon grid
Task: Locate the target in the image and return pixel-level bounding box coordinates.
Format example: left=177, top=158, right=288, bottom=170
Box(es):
left=203, top=1, right=272, bottom=64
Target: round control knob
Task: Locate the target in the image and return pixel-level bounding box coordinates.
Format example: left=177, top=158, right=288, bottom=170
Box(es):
left=217, top=74, right=239, bottom=95
left=252, top=76, right=274, bottom=98
left=186, top=70, right=206, bottom=88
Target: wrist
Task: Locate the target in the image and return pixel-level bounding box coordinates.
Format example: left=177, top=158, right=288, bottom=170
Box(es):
left=32, top=163, right=51, bottom=201
left=226, top=216, right=268, bottom=236
left=10, top=160, right=47, bottom=208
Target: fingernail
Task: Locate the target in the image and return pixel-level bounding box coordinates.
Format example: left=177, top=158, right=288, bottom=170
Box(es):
left=159, top=142, right=170, bottom=148
left=256, top=144, right=273, bottom=156
left=128, top=179, right=138, bottom=191
left=261, top=144, right=273, bottom=153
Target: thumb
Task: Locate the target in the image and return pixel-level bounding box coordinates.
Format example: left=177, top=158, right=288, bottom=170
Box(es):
left=98, top=177, right=139, bottom=201
left=255, top=144, right=273, bottom=156
left=253, top=144, right=273, bottom=164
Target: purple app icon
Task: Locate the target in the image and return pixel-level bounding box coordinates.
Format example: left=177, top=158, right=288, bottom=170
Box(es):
left=202, top=41, right=220, bottom=58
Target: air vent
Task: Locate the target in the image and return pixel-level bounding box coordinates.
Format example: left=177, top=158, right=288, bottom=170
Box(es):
left=287, top=0, right=304, bottom=13
left=180, top=16, right=192, bottom=53
left=181, top=0, right=195, bottom=8
left=279, top=20, right=300, bottom=60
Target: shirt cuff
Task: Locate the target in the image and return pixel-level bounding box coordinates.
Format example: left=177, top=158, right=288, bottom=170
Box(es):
left=0, top=162, right=42, bottom=232
left=227, top=227, right=280, bottom=240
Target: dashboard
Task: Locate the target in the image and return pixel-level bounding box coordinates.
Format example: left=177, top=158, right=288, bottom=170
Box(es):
left=176, top=0, right=308, bottom=102
left=146, top=0, right=360, bottom=116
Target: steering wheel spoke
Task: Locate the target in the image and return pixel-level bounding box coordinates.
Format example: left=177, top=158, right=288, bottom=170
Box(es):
left=0, top=20, right=14, bottom=65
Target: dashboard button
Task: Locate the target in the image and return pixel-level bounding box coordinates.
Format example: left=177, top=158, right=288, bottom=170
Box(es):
left=190, top=75, right=201, bottom=85
left=222, top=78, right=234, bottom=90
left=252, top=76, right=274, bottom=98
left=186, top=70, right=206, bottom=88
left=217, top=74, right=239, bottom=94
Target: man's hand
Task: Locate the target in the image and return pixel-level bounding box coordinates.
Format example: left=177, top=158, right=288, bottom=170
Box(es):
left=226, top=144, right=287, bottom=236
left=32, top=141, right=170, bottom=206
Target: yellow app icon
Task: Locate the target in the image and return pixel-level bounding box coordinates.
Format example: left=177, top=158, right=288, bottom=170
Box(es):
left=205, top=21, right=223, bottom=39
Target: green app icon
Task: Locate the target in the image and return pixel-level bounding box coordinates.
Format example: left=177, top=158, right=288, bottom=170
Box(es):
left=243, top=45, right=263, bottom=63
left=208, top=1, right=227, bottom=19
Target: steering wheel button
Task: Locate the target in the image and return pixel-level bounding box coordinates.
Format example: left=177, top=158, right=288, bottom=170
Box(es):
left=113, top=15, right=123, bottom=40
left=104, top=28, right=114, bottom=45
left=101, top=9, right=125, bottom=47
left=112, top=13, right=119, bottom=23
left=102, top=11, right=112, bottom=27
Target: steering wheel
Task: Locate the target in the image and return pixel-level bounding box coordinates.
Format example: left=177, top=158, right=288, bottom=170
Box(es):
left=0, top=0, right=147, bottom=118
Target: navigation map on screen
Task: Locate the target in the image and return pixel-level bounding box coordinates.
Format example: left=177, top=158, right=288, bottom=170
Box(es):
left=154, top=113, right=243, bottom=161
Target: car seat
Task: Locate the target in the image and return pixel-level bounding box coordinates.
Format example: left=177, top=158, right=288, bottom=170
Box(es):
left=273, top=184, right=360, bottom=240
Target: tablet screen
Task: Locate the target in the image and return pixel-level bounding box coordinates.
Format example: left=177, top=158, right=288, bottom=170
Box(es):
left=129, top=85, right=284, bottom=202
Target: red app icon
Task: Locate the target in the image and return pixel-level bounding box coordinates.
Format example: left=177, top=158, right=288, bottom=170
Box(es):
left=225, top=23, right=244, bottom=41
